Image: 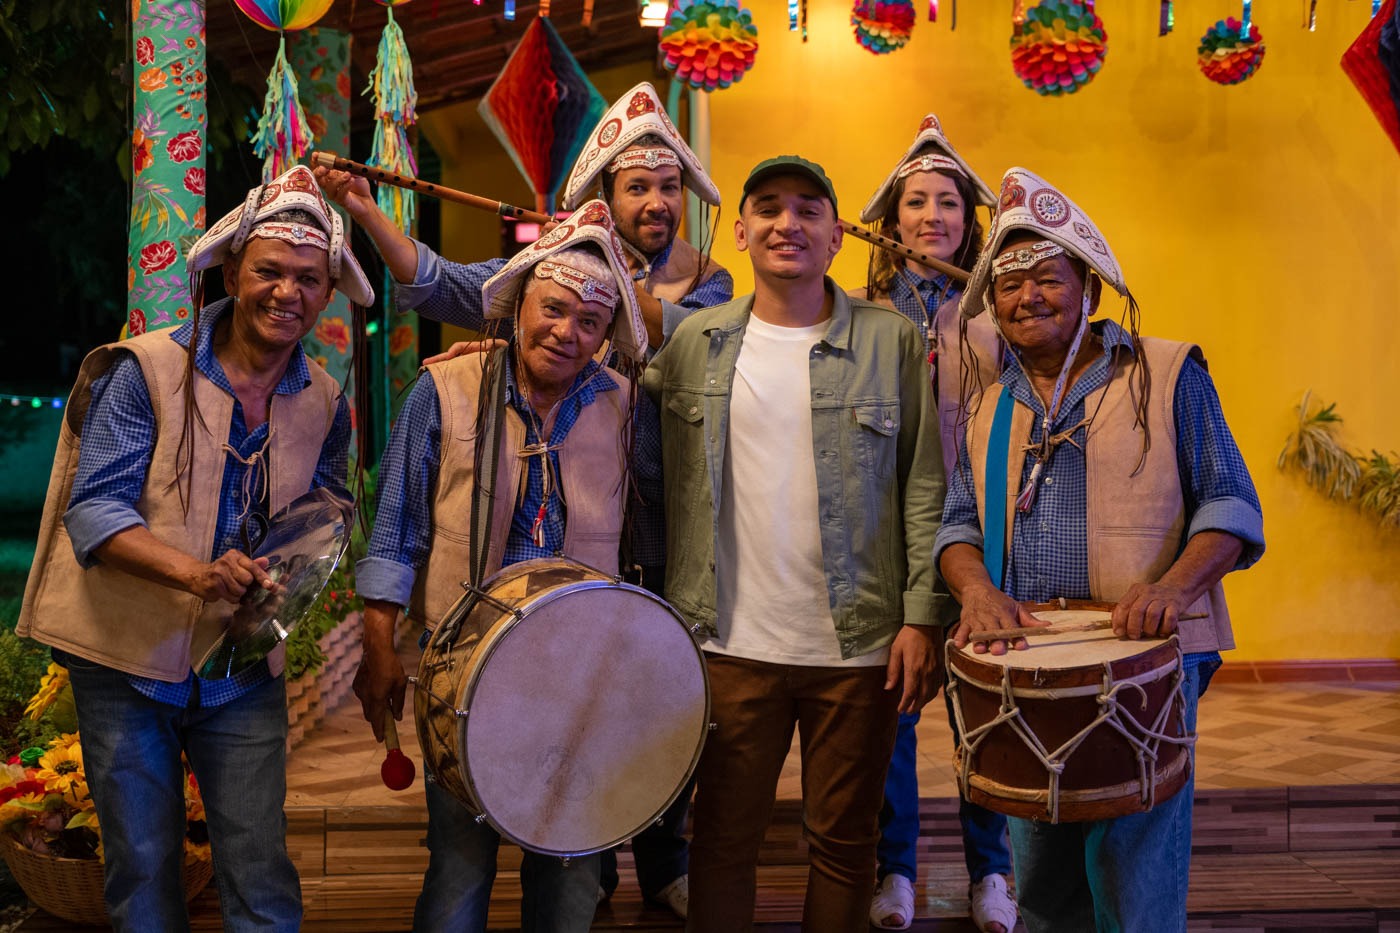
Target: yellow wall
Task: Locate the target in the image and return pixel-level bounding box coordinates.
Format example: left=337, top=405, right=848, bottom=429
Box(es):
left=420, top=3, right=1400, bottom=660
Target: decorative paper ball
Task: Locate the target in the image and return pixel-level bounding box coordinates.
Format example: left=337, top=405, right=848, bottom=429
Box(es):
left=659, top=0, right=760, bottom=92
left=233, top=0, right=334, bottom=31
left=851, top=0, right=916, bottom=55
left=1009, top=0, right=1108, bottom=96
left=1197, top=17, right=1265, bottom=86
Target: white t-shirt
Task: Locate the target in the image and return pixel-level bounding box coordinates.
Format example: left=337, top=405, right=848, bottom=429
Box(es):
left=707, top=315, right=889, bottom=668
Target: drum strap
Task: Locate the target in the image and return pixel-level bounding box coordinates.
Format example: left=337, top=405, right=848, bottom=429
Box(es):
left=470, top=347, right=510, bottom=589
left=983, top=387, right=1016, bottom=591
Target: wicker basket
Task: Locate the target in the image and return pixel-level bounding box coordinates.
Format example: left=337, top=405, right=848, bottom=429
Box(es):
left=0, top=831, right=214, bottom=926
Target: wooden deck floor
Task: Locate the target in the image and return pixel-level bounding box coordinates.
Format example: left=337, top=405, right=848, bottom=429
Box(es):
left=15, top=672, right=1400, bottom=931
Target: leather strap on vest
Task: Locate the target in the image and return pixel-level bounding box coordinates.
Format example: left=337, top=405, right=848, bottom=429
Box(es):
left=983, top=387, right=1016, bottom=590
left=470, top=348, right=509, bottom=591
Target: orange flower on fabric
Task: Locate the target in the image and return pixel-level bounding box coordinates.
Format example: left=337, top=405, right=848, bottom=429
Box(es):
left=138, top=67, right=167, bottom=92
left=315, top=316, right=351, bottom=354
left=132, top=128, right=155, bottom=176
left=389, top=325, right=415, bottom=357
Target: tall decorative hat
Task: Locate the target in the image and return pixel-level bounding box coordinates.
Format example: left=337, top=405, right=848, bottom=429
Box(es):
left=561, top=82, right=721, bottom=211
left=188, top=165, right=375, bottom=307
left=960, top=166, right=1126, bottom=319
left=481, top=199, right=646, bottom=362
left=858, top=113, right=996, bottom=224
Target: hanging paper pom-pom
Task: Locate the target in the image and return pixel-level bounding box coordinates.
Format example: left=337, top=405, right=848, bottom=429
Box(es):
left=234, top=0, right=334, bottom=31
left=851, top=0, right=915, bottom=55
left=1197, top=17, right=1265, bottom=85
left=659, top=0, right=760, bottom=92
left=250, top=37, right=315, bottom=181
left=1009, top=0, right=1108, bottom=96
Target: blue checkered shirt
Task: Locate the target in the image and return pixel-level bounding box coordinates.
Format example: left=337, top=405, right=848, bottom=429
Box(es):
left=356, top=353, right=664, bottom=608
left=392, top=238, right=717, bottom=570
left=886, top=270, right=962, bottom=352
left=934, top=320, right=1264, bottom=669
left=63, top=299, right=351, bottom=707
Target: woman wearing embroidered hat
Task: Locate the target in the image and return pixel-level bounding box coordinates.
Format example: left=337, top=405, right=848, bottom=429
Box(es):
left=350, top=200, right=664, bottom=932
left=852, top=115, right=1017, bottom=933
left=936, top=168, right=1264, bottom=933
left=17, top=164, right=372, bottom=931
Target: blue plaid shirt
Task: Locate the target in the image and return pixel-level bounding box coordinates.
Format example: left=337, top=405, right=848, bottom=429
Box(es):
left=886, top=269, right=961, bottom=352
left=62, top=299, right=351, bottom=707
left=356, top=353, right=664, bottom=608
left=934, top=320, right=1264, bottom=666
left=392, top=238, right=718, bottom=571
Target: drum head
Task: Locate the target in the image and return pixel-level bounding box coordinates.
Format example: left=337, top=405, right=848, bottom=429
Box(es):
left=460, top=579, right=708, bottom=856
left=195, top=487, right=354, bottom=679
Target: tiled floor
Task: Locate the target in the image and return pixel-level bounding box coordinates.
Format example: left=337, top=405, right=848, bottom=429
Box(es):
left=287, top=671, right=1400, bottom=810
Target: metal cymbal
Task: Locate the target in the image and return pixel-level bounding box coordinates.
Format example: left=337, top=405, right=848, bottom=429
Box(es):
left=195, top=487, right=355, bottom=680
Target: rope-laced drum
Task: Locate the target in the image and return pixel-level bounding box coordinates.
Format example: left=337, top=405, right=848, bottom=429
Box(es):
left=947, top=600, right=1194, bottom=823
left=415, top=557, right=710, bottom=856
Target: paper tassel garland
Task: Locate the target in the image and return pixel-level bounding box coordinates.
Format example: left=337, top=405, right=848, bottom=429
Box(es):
left=236, top=0, right=333, bottom=181
left=366, top=1, right=419, bottom=234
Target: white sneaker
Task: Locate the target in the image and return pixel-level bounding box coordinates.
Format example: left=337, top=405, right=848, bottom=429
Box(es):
left=653, top=874, right=688, bottom=920
left=969, top=874, right=1018, bottom=933
left=870, top=873, right=916, bottom=930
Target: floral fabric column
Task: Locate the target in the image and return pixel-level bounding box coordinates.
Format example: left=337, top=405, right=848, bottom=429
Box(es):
left=290, top=28, right=355, bottom=387
left=127, top=0, right=206, bottom=336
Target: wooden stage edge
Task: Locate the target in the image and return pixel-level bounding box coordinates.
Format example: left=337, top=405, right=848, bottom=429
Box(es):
left=23, top=783, right=1395, bottom=931
left=1211, top=658, right=1400, bottom=684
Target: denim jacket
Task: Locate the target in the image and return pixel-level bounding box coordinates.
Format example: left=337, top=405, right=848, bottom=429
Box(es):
left=643, top=279, right=951, bottom=660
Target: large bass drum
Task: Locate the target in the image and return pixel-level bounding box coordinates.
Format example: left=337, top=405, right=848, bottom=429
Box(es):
left=415, top=558, right=710, bottom=856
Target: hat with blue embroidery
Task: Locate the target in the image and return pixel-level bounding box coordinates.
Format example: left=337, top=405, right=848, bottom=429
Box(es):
left=859, top=113, right=996, bottom=224
left=561, top=82, right=720, bottom=212
left=187, top=164, right=375, bottom=306
left=481, top=199, right=646, bottom=362
left=960, top=166, right=1127, bottom=319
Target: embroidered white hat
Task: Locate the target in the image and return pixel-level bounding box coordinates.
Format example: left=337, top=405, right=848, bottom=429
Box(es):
left=561, top=82, right=721, bottom=211
left=858, top=114, right=996, bottom=224
left=187, top=164, right=375, bottom=307
left=961, top=166, right=1127, bottom=319
left=481, top=199, right=646, bottom=362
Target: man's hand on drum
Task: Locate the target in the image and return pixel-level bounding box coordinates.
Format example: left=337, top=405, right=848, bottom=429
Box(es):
left=1111, top=582, right=1192, bottom=640
left=951, top=583, right=1048, bottom=656
left=421, top=338, right=507, bottom=368
left=886, top=624, right=942, bottom=713
left=355, top=600, right=409, bottom=743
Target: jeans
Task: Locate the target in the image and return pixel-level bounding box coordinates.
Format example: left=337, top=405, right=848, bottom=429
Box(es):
left=687, top=656, right=899, bottom=933
left=877, top=680, right=1013, bottom=885
left=65, top=657, right=300, bottom=933
left=1008, top=655, right=1219, bottom=933
left=599, top=774, right=693, bottom=899
left=415, top=775, right=601, bottom=932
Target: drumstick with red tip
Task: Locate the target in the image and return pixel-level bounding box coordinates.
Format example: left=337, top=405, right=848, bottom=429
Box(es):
left=380, top=710, right=416, bottom=790
left=968, top=612, right=1209, bottom=645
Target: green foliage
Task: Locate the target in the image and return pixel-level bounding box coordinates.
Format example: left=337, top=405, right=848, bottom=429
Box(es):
left=283, top=561, right=363, bottom=682
left=0, top=0, right=127, bottom=176
left=0, top=629, right=61, bottom=759
left=1279, top=392, right=1400, bottom=530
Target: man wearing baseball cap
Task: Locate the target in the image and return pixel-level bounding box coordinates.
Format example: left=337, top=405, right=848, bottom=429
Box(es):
left=644, top=156, right=948, bottom=931
left=19, top=164, right=370, bottom=931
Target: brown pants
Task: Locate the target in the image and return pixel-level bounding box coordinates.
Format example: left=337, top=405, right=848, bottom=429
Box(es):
left=687, top=655, right=901, bottom=933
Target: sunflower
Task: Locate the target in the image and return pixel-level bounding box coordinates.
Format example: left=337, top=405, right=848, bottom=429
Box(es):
left=35, top=743, right=87, bottom=801
left=24, top=664, right=70, bottom=721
